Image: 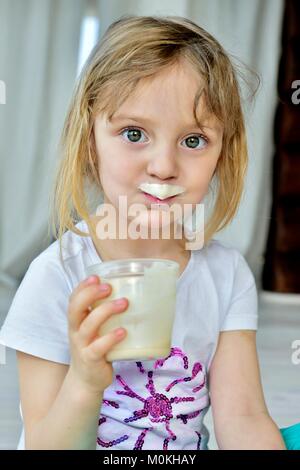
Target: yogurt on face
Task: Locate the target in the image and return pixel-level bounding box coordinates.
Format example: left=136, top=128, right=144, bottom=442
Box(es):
left=138, top=183, right=185, bottom=200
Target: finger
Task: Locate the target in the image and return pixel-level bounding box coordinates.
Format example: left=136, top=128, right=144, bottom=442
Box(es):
left=69, top=282, right=111, bottom=331
left=68, top=282, right=112, bottom=331
left=69, top=275, right=100, bottom=304
left=84, top=327, right=127, bottom=362
left=78, top=297, right=129, bottom=346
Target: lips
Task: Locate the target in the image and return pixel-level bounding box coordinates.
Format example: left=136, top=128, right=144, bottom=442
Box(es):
left=142, top=191, right=176, bottom=204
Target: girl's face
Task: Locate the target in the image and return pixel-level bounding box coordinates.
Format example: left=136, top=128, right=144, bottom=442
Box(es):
left=93, top=60, right=223, bottom=232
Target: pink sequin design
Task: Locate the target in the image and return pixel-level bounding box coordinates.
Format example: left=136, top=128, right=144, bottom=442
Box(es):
left=98, top=347, right=206, bottom=450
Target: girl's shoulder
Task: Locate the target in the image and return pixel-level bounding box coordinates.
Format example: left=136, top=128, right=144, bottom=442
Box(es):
left=194, top=237, right=246, bottom=269
left=191, top=238, right=255, bottom=289
left=44, top=219, right=91, bottom=262
left=28, top=219, right=95, bottom=289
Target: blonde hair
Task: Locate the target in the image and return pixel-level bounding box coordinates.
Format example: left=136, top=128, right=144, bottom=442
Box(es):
left=49, top=14, right=259, bottom=266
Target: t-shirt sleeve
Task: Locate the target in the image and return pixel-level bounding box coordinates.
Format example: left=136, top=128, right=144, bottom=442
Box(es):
left=0, top=254, right=72, bottom=364
left=220, top=251, right=258, bottom=331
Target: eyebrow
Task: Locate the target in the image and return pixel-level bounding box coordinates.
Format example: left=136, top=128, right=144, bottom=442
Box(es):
left=110, top=114, right=218, bottom=132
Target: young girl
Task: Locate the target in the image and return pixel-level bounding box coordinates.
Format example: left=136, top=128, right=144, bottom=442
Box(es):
left=0, top=15, right=291, bottom=450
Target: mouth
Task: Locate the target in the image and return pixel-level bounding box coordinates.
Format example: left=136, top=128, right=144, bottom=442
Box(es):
left=138, top=183, right=185, bottom=203
left=141, top=191, right=177, bottom=204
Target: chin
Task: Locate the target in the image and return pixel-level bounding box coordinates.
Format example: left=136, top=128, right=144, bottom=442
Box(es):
left=130, top=208, right=181, bottom=236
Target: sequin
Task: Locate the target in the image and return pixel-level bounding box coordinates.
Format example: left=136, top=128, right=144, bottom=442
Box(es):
left=97, top=347, right=207, bottom=450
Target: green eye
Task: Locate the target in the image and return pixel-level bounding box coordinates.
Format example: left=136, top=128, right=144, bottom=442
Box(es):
left=120, top=127, right=146, bottom=143
left=183, top=135, right=208, bottom=149
left=119, top=126, right=209, bottom=149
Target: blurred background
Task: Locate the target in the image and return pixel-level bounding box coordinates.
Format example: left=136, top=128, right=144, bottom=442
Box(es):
left=0, top=0, right=299, bottom=450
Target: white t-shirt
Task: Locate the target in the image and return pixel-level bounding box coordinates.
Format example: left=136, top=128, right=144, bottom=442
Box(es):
left=0, top=220, right=258, bottom=450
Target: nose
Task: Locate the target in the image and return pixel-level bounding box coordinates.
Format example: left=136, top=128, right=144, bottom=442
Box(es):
left=146, top=145, right=179, bottom=180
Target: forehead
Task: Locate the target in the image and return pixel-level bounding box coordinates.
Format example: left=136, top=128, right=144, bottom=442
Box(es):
left=110, top=67, right=203, bottom=118
left=120, top=60, right=203, bottom=107
left=96, top=60, right=223, bottom=135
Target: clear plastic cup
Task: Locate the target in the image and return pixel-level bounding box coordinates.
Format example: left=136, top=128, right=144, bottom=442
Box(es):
left=86, top=258, right=179, bottom=362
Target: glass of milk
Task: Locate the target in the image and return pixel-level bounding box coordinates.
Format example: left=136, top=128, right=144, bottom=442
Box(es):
left=86, top=259, right=179, bottom=362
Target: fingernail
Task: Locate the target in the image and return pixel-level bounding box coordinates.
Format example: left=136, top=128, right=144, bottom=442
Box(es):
left=113, top=298, right=127, bottom=307
left=98, top=283, right=110, bottom=292
left=86, top=275, right=98, bottom=284
left=115, top=328, right=126, bottom=336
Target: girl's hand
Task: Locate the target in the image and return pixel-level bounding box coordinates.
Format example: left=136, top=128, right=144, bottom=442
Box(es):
left=67, top=275, right=128, bottom=394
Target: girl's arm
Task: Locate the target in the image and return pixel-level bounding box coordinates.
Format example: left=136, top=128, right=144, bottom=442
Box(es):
left=17, top=351, right=103, bottom=449
left=208, top=330, right=286, bottom=450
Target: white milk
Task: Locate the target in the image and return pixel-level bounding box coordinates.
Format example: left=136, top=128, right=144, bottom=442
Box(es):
left=87, top=260, right=179, bottom=361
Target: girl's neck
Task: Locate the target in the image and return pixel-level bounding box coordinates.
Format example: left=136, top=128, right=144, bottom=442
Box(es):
left=87, top=214, right=191, bottom=266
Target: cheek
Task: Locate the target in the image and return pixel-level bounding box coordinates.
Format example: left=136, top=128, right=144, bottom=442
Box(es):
left=98, top=148, right=139, bottom=188
left=187, top=162, right=218, bottom=200
left=196, top=145, right=221, bottom=180
left=191, top=163, right=215, bottom=185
